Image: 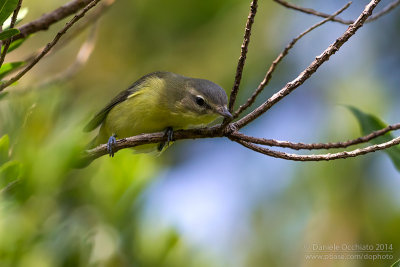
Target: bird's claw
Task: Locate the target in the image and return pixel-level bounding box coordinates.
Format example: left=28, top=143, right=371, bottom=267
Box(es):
left=158, top=127, right=174, bottom=151
left=166, top=127, right=174, bottom=144
left=107, top=134, right=117, bottom=157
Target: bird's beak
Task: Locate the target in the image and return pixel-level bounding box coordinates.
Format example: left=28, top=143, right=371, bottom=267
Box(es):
left=215, top=106, right=233, bottom=119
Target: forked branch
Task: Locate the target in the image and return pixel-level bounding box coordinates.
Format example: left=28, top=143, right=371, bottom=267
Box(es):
left=233, top=2, right=351, bottom=118
left=234, top=137, right=400, bottom=162
left=230, top=123, right=400, bottom=150
left=81, top=0, right=400, bottom=164
left=0, top=0, right=382, bottom=165
left=234, top=0, right=381, bottom=129
left=83, top=121, right=400, bottom=162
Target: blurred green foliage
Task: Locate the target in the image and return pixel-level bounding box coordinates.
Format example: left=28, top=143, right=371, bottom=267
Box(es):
left=0, top=0, right=399, bottom=267
left=0, top=28, right=20, bottom=41
left=0, top=87, right=207, bottom=266
left=0, top=1, right=205, bottom=264
left=348, top=106, right=400, bottom=171
left=0, top=61, right=24, bottom=79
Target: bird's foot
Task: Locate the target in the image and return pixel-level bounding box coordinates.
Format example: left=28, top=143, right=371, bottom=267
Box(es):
left=158, top=127, right=174, bottom=151
left=107, top=134, right=117, bottom=157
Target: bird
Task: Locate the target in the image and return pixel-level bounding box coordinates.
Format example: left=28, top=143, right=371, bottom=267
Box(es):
left=84, top=71, right=232, bottom=156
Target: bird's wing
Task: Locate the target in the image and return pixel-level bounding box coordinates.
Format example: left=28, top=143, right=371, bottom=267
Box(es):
left=84, top=72, right=166, bottom=132
left=83, top=89, right=132, bottom=132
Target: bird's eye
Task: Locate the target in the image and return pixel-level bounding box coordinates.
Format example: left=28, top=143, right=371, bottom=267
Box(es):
left=195, top=96, right=205, bottom=106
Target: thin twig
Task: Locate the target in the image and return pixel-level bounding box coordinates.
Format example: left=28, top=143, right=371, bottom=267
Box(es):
left=227, top=0, right=258, bottom=112
left=273, top=0, right=400, bottom=25
left=45, top=0, right=113, bottom=57
left=0, top=0, right=101, bottom=92
left=38, top=23, right=98, bottom=87
left=234, top=136, right=400, bottom=162
left=230, top=122, right=400, bottom=150
left=0, top=0, right=95, bottom=45
left=0, top=0, right=23, bottom=68
left=233, top=2, right=351, bottom=118
left=0, top=26, right=2, bottom=55
left=2, top=0, right=113, bottom=79
left=273, top=0, right=352, bottom=24
left=367, top=0, right=400, bottom=22
left=234, top=0, right=381, bottom=130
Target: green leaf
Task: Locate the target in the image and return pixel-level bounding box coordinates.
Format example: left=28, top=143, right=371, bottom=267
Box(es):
left=3, top=7, right=28, bottom=29
left=391, top=258, right=400, bottom=267
left=0, top=160, right=22, bottom=186
left=0, top=0, right=19, bottom=26
left=0, top=160, right=22, bottom=180
left=348, top=106, right=400, bottom=171
left=0, top=61, right=24, bottom=80
left=0, top=28, right=19, bottom=40
left=1, top=36, right=28, bottom=54
left=0, top=134, right=10, bottom=165
left=6, top=36, right=26, bottom=52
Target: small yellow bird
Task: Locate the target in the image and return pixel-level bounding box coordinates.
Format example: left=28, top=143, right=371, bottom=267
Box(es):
left=84, top=71, right=232, bottom=156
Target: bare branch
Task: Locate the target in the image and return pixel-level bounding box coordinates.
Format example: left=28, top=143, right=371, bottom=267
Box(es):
left=83, top=120, right=400, bottom=162
left=234, top=0, right=381, bottom=130
left=233, top=2, right=351, bottom=118
left=80, top=0, right=394, bottom=165
left=0, top=0, right=102, bottom=92
left=234, top=136, right=400, bottom=162
left=274, top=0, right=400, bottom=25
left=227, top=0, right=258, bottom=112
left=83, top=126, right=223, bottom=162
left=0, top=0, right=95, bottom=45
left=230, top=122, right=400, bottom=150
left=0, top=0, right=23, bottom=68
